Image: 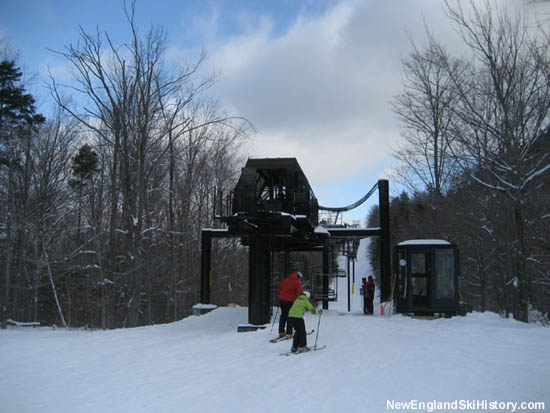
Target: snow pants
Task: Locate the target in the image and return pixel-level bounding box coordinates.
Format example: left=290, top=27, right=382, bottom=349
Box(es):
left=288, top=317, right=307, bottom=349
left=278, top=300, right=294, bottom=335
left=364, top=296, right=374, bottom=315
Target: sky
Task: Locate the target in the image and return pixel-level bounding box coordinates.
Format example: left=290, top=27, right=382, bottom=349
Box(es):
left=0, top=0, right=536, bottom=223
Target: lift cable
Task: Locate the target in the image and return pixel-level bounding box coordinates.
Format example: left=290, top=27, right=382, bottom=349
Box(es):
left=318, top=182, right=378, bottom=212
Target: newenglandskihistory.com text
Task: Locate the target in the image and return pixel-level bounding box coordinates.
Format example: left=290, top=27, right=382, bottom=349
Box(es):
left=387, top=399, right=546, bottom=412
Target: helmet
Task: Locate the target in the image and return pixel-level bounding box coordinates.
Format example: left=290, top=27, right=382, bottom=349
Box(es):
left=296, top=271, right=303, bottom=279
left=304, top=291, right=311, bottom=299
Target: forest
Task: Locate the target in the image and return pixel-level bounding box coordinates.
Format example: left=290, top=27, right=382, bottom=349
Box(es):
left=368, top=2, right=550, bottom=323
left=1, top=1, right=549, bottom=329
left=0, top=4, right=250, bottom=329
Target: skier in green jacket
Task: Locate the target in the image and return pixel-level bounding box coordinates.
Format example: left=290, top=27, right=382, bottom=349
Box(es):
left=288, top=291, right=320, bottom=353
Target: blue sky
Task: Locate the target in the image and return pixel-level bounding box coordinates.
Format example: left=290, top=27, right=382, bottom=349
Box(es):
left=0, top=1, right=322, bottom=75
left=0, top=0, right=530, bottom=223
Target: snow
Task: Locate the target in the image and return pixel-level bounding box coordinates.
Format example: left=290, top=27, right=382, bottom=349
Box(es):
left=192, top=303, right=218, bottom=310
left=398, top=239, right=451, bottom=246
left=314, top=225, right=330, bottom=235
left=1, top=241, right=549, bottom=413
left=5, top=319, right=40, bottom=327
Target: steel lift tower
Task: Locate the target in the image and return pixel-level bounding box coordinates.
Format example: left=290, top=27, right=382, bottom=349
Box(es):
left=200, top=158, right=390, bottom=325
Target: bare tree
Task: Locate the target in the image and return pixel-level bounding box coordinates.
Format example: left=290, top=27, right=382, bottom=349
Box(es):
left=442, top=0, right=550, bottom=321
left=392, top=35, right=463, bottom=196
left=48, top=1, right=250, bottom=327
left=389, top=1, right=550, bottom=319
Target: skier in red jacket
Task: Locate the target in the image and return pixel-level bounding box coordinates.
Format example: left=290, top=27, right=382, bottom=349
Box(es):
left=363, top=275, right=375, bottom=315
left=278, top=271, right=304, bottom=338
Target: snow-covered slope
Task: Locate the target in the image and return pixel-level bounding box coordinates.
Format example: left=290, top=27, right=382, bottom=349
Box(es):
left=2, top=241, right=549, bottom=412
left=2, top=307, right=548, bottom=413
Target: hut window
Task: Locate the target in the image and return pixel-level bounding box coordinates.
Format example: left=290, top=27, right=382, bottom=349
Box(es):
left=412, top=276, right=427, bottom=296
left=411, top=253, right=425, bottom=274
left=435, top=249, right=455, bottom=299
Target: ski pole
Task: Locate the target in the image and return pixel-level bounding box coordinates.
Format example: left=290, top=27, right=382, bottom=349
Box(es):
left=270, top=307, right=280, bottom=335
left=314, top=310, right=322, bottom=350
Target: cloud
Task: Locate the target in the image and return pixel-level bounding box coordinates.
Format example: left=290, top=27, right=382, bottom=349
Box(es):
left=214, top=2, right=369, bottom=133
left=205, top=0, right=457, bottom=191
left=248, top=117, right=399, bottom=187
left=188, top=0, right=536, bottom=214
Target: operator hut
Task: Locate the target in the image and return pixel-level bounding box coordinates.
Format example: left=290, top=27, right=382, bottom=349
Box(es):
left=393, top=240, right=459, bottom=316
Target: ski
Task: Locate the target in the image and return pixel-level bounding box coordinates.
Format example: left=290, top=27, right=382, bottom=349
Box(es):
left=269, top=335, right=291, bottom=343
left=280, top=345, right=327, bottom=356
left=269, top=329, right=314, bottom=343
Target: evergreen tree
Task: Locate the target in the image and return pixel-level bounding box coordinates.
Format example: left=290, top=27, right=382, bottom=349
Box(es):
left=70, top=144, right=99, bottom=185
left=0, top=59, right=44, bottom=329
left=0, top=60, right=44, bottom=138
left=70, top=144, right=99, bottom=242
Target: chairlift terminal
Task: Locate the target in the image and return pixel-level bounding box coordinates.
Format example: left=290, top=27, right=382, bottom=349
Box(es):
left=200, top=157, right=391, bottom=325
